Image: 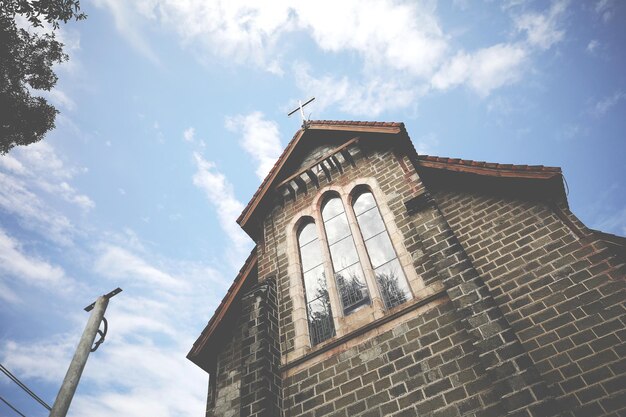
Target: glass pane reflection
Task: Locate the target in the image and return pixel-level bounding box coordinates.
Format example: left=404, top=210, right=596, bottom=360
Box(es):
left=329, top=236, right=359, bottom=270
left=324, top=213, right=351, bottom=245
left=300, top=240, right=322, bottom=273
left=335, top=263, right=369, bottom=313
left=364, top=232, right=396, bottom=268
left=357, top=207, right=385, bottom=240
left=299, top=223, right=318, bottom=246
left=353, top=192, right=376, bottom=215
left=322, top=198, right=344, bottom=220
left=375, top=259, right=412, bottom=309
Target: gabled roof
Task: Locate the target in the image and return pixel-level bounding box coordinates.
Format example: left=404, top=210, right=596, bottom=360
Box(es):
left=236, top=120, right=408, bottom=240
left=417, top=155, right=562, bottom=179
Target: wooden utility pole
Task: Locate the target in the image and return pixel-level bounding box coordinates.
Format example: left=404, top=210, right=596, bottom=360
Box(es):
left=49, top=288, right=121, bottom=417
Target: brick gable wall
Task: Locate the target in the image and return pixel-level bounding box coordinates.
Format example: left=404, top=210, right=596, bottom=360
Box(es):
left=201, top=135, right=625, bottom=417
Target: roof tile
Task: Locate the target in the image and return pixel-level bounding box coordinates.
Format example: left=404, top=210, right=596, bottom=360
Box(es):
left=417, top=155, right=561, bottom=177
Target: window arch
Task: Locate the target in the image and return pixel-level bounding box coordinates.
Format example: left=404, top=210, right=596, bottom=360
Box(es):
left=321, top=195, right=371, bottom=315
left=297, top=221, right=335, bottom=345
left=352, top=190, right=412, bottom=309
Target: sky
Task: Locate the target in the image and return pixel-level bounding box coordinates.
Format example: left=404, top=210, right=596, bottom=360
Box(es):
left=0, top=0, right=625, bottom=416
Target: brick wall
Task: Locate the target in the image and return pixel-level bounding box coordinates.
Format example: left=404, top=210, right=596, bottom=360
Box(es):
left=210, top=317, right=242, bottom=417
left=206, top=278, right=281, bottom=417
left=283, top=300, right=502, bottom=417
left=429, top=177, right=626, bottom=416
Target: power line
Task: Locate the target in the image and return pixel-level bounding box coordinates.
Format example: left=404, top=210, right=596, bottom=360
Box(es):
left=0, top=364, right=51, bottom=410
left=0, top=395, right=28, bottom=417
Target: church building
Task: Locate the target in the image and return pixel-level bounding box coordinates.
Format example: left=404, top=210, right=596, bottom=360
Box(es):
left=187, top=121, right=625, bottom=417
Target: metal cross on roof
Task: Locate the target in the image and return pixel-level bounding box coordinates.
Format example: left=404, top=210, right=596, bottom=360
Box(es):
left=288, top=97, right=315, bottom=127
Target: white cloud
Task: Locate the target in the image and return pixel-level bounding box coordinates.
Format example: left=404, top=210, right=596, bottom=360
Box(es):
left=94, top=245, right=187, bottom=290
left=431, top=43, right=527, bottom=96
left=1, top=337, right=76, bottom=383
left=295, top=63, right=420, bottom=116
left=225, top=112, right=282, bottom=180
left=192, top=153, right=252, bottom=268
left=593, top=207, right=626, bottom=236
left=0, top=142, right=94, bottom=244
left=103, top=0, right=448, bottom=78
left=295, top=0, right=447, bottom=78
left=414, top=132, right=439, bottom=155
left=590, top=90, right=626, bottom=117
left=183, top=127, right=195, bottom=142
left=557, top=123, right=589, bottom=141
left=94, top=0, right=567, bottom=115
left=41, top=88, right=77, bottom=111
left=514, top=0, right=568, bottom=50
left=2, top=316, right=207, bottom=417
left=0, top=153, right=26, bottom=174
left=67, top=342, right=206, bottom=417
left=12, top=141, right=94, bottom=210
left=1, top=290, right=209, bottom=417
left=586, top=40, right=599, bottom=54
left=0, top=227, right=69, bottom=302
left=93, top=0, right=160, bottom=64
left=594, top=0, right=614, bottom=22
left=0, top=171, right=75, bottom=245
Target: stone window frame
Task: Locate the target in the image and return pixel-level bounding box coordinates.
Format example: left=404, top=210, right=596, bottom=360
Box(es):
left=286, top=177, right=425, bottom=360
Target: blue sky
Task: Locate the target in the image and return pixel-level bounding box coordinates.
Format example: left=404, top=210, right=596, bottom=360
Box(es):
left=1, top=0, right=625, bottom=416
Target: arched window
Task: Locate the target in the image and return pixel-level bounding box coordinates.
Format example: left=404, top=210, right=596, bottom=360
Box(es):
left=292, top=184, right=417, bottom=350
left=298, top=222, right=335, bottom=345
left=321, top=196, right=371, bottom=315
left=353, top=191, right=412, bottom=309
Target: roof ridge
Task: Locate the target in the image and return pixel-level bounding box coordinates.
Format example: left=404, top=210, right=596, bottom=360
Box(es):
left=308, top=120, right=404, bottom=127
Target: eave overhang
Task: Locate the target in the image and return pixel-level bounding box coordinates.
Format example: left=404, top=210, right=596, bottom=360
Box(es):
left=415, top=154, right=567, bottom=205
left=187, top=248, right=257, bottom=373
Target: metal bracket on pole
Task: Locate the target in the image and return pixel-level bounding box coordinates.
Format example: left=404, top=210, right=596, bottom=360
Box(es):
left=84, top=288, right=120, bottom=352
left=90, top=317, right=108, bottom=352
left=84, top=287, right=122, bottom=312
